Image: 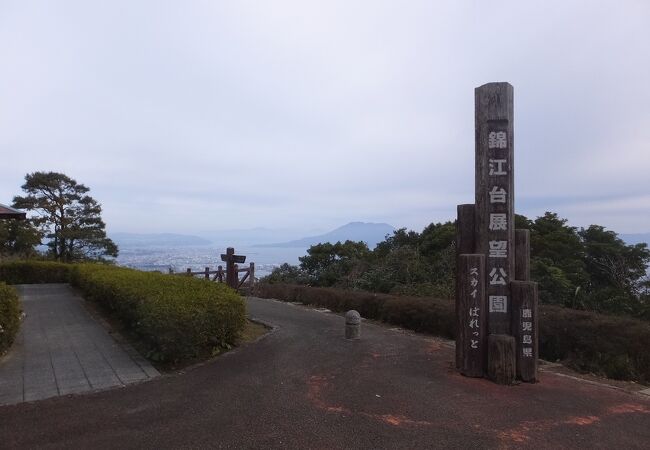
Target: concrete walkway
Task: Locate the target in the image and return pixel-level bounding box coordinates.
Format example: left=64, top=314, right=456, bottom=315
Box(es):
left=0, top=284, right=159, bottom=405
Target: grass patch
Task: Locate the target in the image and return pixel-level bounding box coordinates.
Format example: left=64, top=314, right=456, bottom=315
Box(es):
left=238, top=320, right=270, bottom=344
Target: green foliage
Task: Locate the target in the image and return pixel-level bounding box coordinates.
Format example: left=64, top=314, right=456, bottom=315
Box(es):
left=295, top=223, right=456, bottom=297
left=526, top=212, right=650, bottom=318
left=0, top=282, right=21, bottom=355
left=272, top=213, right=649, bottom=320
left=299, top=240, right=371, bottom=287
left=539, top=305, right=650, bottom=382
left=0, top=219, right=42, bottom=257
left=70, top=264, right=246, bottom=363
left=12, top=171, right=118, bottom=262
left=0, top=261, right=72, bottom=284
left=263, top=263, right=310, bottom=285
left=256, top=282, right=650, bottom=383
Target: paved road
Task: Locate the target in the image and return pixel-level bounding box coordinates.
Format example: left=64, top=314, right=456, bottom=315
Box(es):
left=0, top=295, right=648, bottom=449
left=0, top=284, right=158, bottom=406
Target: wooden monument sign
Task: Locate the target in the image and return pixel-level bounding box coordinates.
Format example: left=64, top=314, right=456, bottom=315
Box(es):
left=456, top=82, right=539, bottom=384
left=221, top=247, right=246, bottom=289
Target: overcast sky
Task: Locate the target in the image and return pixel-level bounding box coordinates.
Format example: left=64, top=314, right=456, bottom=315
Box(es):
left=1, top=0, right=648, bottom=236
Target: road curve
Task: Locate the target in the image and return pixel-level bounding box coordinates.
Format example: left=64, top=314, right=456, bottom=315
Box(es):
left=0, top=296, right=648, bottom=449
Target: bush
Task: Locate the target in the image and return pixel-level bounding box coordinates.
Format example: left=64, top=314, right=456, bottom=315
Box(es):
left=71, top=264, right=246, bottom=363
left=539, top=305, right=650, bottom=382
left=255, top=282, right=650, bottom=383
left=0, top=260, right=71, bottom=284
left=0, top=282, right=21, bottom=355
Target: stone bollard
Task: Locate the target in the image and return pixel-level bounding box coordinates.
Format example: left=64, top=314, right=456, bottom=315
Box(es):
left=345, top=310, right=361, bottom=339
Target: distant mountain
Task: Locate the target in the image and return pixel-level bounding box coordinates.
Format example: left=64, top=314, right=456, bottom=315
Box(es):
left=111, top=232, right=212, bottom=247
left=256, top=222, right=395, bottom=249
left=620, top=233, right=650, bottom=246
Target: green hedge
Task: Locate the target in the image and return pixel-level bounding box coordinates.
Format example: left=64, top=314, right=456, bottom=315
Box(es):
left=0, top=261, right=71, bottom=284
left=255, top=283, right=650, bottom=383
left=71, top=264, right=246, bottom=363
left=0, top=283, right=21, bottom=355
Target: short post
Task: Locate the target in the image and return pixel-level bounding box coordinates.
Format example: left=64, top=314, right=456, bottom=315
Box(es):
left=232, top=263, right=239, bottom=289
left=456, top=204, right=476, bottom=371
left=487, top=334, right=516, bottom=385
left=511, top=281, right=538, bottom=382
left=345, top=310, right=361, bottom=339
left=204, top=267, right=210, bottom=280
left=515, top=230, right=531, bottom=281
left=217, top=265, right=223, bottom=282
left=249, top=262, right=255, bottom=293
left=457, top=254, right=487, bottom=377
left=186, top=268, right=192, bottom=277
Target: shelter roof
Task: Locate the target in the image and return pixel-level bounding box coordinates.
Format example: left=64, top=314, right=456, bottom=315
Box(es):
left=0, top=203, right=26, bottom=220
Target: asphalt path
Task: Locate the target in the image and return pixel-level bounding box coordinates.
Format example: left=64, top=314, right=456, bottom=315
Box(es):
left=0, top=296, right=648, bottom=449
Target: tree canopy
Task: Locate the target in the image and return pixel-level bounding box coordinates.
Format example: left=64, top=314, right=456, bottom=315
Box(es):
left=264, top=212, right=650, bottom=320
left=12, top=172, right=118, bottom=261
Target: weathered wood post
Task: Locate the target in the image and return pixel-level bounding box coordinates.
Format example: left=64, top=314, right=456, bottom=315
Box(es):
left=511, top=281, right=538, bottom=382
left=249, top=262, right=255, bottom=293
left=456, top=254, right=487, bottom=377
left=186, top=268, right=192, bottom=277
left=475, top=82, right=515, bottom=335
left=456, top=204, right=476, bottom=370
left=455, top=82, right=539, bottom=384
left=515, top=230, right=530, bottom=282
left=204, top=267, right=210, bottom=280
left=217, top=265, right=224, bottom=282
left=221, top=247, right=246, bottom=290
left=487, top=334, right=516, bottom=384
left=225, top=248, right=236, bottom=288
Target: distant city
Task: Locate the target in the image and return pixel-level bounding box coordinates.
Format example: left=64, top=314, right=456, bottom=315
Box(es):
left=113, top=222, right=396, bottom=277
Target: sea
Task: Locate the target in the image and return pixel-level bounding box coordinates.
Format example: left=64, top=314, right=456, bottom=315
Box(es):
left=115, top=245, right=309, bottom=278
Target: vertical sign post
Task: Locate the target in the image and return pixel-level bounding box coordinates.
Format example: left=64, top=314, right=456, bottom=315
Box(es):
left=475, top=83, right=515, bottom=335
left=456, top=82, right=538, bottom=384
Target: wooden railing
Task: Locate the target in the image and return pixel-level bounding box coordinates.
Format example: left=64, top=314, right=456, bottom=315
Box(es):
left=178, top=262, right=255, bottom=291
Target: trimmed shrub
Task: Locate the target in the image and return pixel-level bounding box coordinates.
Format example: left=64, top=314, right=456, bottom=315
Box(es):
left=71, top=264, right=246, bottom=363
left=0, top=282, right=21, bottom=355
left=255, top=282, right=650, bottom=383
left=0, top=261, right=71, bottom=284
left=539, top=306, right=650, bottom=382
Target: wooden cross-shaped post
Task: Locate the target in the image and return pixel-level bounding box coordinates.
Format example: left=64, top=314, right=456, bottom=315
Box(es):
left=220, top=247, right=246, bottom=290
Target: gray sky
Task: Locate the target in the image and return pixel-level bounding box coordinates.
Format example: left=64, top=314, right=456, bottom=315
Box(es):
left=1, top=0, right=649, bottom=235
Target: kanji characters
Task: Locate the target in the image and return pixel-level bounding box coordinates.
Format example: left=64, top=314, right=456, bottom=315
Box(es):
left=489, top=296, right=507, bottom=313
left=488, top=131, right=507, bottom=149
left=489, top=240, right=507, bottom=258
left=489, top=213, right=507, bottom=231
left=489, top=159, right=507, bottom=176
left=489, top=186, right=507, bottom=204
left=489, top=267, right=507, bottom=285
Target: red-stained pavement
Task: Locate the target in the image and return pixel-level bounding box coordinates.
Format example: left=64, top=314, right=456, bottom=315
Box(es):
left=0, top=296, right=648, bottom=449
